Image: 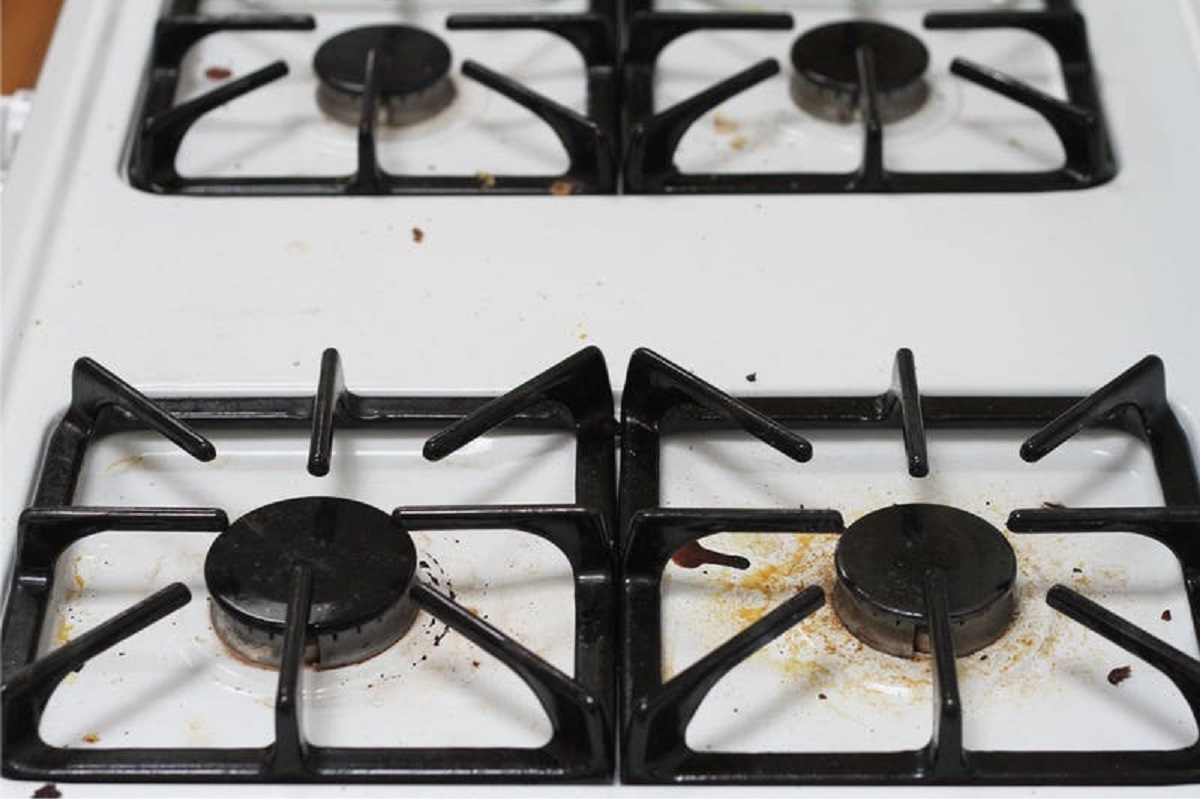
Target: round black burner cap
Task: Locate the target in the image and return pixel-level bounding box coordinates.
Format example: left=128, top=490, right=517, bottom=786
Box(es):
left=790, top=20, right=930, bottom=123
left=205, top=496, right=418, bottom=669
left=315, top=25, right=452, bottom=99
left=832, top=503, right=1017, bottom=658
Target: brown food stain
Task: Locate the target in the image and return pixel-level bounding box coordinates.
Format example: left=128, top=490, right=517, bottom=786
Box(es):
left=713, top=114, right=739, bottom=135
left=549, top=180, right=576, bottom=196
left=1107, top=665, right=1132, bottom=686
left=82, top=732, right=100, bottom=744
left=730, top=135, right=748, bottom=151
left=475, top=171, right=496, bottom=188
left=105, top=454, right=145, bottom=473
left=672, top=541, right=749, bottom=570
left=1162, top=609, right=1173, bottom=622
left=411, top=227, right=425, bottom=244
left=32, top=784, right=62, bottom=798
left=205, top=66, right=233, bottom=80
left=55, top=619, right=74, bottom=647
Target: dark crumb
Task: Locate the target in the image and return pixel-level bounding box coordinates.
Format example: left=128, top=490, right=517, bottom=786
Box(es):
left=979, top=654, right=989, bottom=661
left=745, top=372, right=757, bottom=383
left=411, top=227, right=424, bottom=244
left=204, top=66, right=233, bottom=80
left=1162, top=609, right=1173, bottom=622
left=1041, top=501, right=1067, bottom=510
left=471, top=660, right=481, bottom=668
left=732, top=707, right=739, bottom=713
left=1107, top=665, right=1132, bottom=686
left=817, top=693, right=828, bottom=701
left=1072, top=567, right=1083, bottom=574
left=32, top=785, right=62, bottom=799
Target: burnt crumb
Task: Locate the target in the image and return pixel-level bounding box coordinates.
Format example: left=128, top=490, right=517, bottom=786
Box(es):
left=1107, top=665, right=1132, bottom=686
left=745, top=372, right=757, bottom=383
left=1041, top=501, right=1067, bottom=510
left=32, top=785, right=62, bottom=799
left=979, top=654, right=989, bottom=661
left=1072, top=567, right=1083, bottom=574
left=420, top=655, right=427, bottom=662
left=1162, top=609, right=1173, bottom=622
left=471, top=660, right=481, bottom=668
left=418, top=560, right=429, bottom=569
left=411, top=227, right=425, bottom=244
left=817, top=693, right=828, bottom=701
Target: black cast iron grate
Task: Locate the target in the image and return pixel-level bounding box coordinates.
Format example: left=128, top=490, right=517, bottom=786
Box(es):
left=127, top=1, right=1116, bottom=196
left=128, top=1, right=619, bottom=195
left=623, top=0, right=1116, bottom=193
left=1, top=347, right=617, bottom=783
left=619, top=348, right=1200, bottom=783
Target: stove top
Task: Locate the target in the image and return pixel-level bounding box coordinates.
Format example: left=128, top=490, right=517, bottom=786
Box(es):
left=4, top=0, right=1200, bottom=796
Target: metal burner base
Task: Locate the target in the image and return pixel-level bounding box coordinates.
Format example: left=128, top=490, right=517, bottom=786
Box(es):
left=832, top=503, right=1017, bottom=658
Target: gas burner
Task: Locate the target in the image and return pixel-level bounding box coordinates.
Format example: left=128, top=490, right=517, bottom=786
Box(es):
left=831, top=503, right=1016, bottom=658
left=204, top=496, right=419, bottom=669
left=789, top=20, right=930, bottom=124
left=313, top=25, right=456, bottom=127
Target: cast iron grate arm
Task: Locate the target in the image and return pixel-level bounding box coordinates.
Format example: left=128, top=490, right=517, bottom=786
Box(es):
left=1046, top=584, right=1200, bottom=723
left=1007, top=506, right=1200, bottom=645
left=619, top=349, right=813, bottom=543
left=447, top=11, right=618, bottom=143
left=459, top=60, right=616, bottom=194
left=622, top=11, right=793, bottom=129
left=624, top=585, right=825, bottom=777
left=394, top=505, right=615, bottom=719
left=37, top=358, right=216, bottom=507
left=424, top=346, right=616, bottom=521
left=271, top=564, right=313, bottom=777
left=2, top=583, right=193, bottom=757
left=1018, top=356, right=1200, bottom=505
left=411, top=580, right=611, bottom=774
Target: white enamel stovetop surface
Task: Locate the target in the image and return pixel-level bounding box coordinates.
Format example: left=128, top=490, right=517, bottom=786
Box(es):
left=3, top=1, right=1200, bottom=797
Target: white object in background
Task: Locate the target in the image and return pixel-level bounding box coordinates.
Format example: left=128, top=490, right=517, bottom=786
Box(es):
left=0, top=90, right=35, bottom=188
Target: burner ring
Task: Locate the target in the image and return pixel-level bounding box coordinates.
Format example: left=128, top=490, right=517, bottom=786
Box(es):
left=314, top=25, right=456, bottom=127
left=204, top=497, right=419, bottom=669
left=832, top=504, right=1016, bottom=658
left=790, top=20, right=930, bottom=124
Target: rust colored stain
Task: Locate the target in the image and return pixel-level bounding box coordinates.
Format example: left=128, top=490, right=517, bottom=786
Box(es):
left=204, top=66, right=233, bottom=80
left=549, top=180, right=575, bottom=196
left=411, top=227, right=425, bottom=244
left=82, top=732, right=100, bottom=744
left=672, top=541, right=749, bottom=570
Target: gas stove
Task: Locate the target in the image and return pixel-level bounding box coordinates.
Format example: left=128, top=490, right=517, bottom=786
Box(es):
left=3, top=0, right=1200, bottom=796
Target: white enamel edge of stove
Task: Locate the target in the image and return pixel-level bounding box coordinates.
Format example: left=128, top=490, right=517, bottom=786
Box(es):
left=1, top=0, right=120, bottom=400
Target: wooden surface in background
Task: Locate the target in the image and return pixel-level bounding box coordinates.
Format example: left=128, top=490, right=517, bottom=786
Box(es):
left=3, top=0, right=65, bottom=93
